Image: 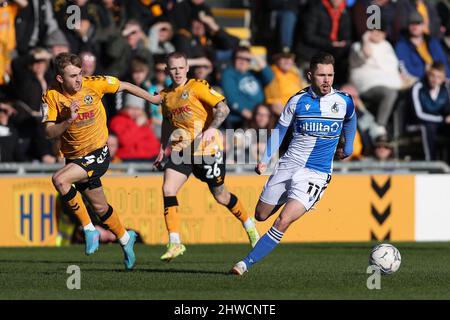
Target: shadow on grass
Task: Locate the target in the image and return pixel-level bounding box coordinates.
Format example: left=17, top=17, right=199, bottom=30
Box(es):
left=81, top=267, right=230, bottom=275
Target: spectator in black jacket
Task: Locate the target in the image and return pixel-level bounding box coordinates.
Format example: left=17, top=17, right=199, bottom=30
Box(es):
left=169, top=0, right=213, bottom=31
left=15, top=0, right=66, bottom=55
left=0, top=100, right=22, bottom=162
left=411, top=62, right=450, bottom=160
left=173, top=11, right=240, bottom=63
left=10, top=48, right=56, bottom=163
left=296, top=0, right=352, bottom=85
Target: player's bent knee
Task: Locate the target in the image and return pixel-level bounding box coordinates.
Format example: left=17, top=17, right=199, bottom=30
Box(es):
left=52, top=174, right=67, bottom=192
left=254, top=211, right=267, bottom=222
left=162, top=185, right=177, bottom=197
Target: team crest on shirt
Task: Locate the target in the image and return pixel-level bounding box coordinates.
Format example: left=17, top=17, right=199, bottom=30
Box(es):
left=305, top=104, right=311, bottom=111
left=84, top=95, right=93, bottom=105
left=181, top=90, right=189, bottom=100
left=331, top=103, right=339, bottom=113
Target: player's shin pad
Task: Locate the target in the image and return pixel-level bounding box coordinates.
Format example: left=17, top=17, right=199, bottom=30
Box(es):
left=60, top=186, right=92, bottom=227
left=99, top=205, right=126, bottom=239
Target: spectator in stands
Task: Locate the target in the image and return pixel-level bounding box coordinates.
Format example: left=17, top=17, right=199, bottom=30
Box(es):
left=147, top=20, right=176, bottom=56
left=269, top=0, right=302, bottom=51
left=102, top=19, right=153, bottom=79
left=45, top=30, right=70, bottom=58
left=297, top=0, right=352, bottom=85
left=248, top=103, right=276, bottom=163
left=132, top=0, right=168, bottom=33
left=11, top=48, right=56, bottom=163
left=372, top=135, right=394, bottom=161
left=352, top=0, right=398, bottom=42
left=15, top=0, right=66, bottom=55
left=173, top=11, right=240, bottom=63
left=54, top=0, right=96, bottom=54
left=349, top=24, right=403, bottom=129
left=109, top=94, right=161, bottom=162
left=0, top=99, right=22, bottom=162
left=80, top=51, right=97, bottom=76
left=169, top=0, right=213, bottom=31
left=340, top=84, right=386, bottom=158
left=148, top=59, right=171, bottom=139
left=394, top=0, right=442, bottom=40
left=221, top=46, right=274, bottom=129
left=264, top=49, right=306, bottom=115
left=411, top=62, right=450, bottom=161
left=395, top=11, right=450, bottom=80
left=107, top=132, right=122, bottom=164
left=0, top=0, right=28, bottom=87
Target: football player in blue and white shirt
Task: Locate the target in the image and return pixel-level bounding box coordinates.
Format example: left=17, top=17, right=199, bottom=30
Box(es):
left=231, top=52, right=357, bottom=275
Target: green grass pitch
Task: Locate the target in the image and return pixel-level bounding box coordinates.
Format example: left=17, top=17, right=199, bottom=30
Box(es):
left=0, top=242, right=449, bottom=300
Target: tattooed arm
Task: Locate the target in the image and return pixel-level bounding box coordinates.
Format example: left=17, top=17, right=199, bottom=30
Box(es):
left=198, top=101, right=230, bottom=146
left=208, top=101, right=230, bottom=129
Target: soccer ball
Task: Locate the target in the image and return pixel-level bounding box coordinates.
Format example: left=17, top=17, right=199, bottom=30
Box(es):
left=369, top=243, right=401, bottom=275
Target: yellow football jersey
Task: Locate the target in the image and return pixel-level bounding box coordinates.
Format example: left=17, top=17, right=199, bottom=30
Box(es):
left=41, top=76, right=120, bottom=159
left=160, top=79, right=225, bottom=155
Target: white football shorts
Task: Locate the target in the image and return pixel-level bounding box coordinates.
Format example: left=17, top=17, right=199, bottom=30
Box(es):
left=259, top=166, right=331, bottom=211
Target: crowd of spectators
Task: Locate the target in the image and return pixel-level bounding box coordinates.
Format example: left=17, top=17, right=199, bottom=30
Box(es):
left=1, top=0, right=450, bottom=164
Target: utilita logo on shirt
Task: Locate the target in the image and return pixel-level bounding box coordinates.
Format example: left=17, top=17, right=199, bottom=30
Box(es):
left=297, top=120, right=341, bottom=137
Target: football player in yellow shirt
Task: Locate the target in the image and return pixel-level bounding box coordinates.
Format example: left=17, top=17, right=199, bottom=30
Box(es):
left=42, top=53, right=161, bottom=270
left=153, top=52, right=260, bottom=261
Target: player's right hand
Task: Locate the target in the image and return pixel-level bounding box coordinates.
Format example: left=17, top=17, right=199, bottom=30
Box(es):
left=255, top=162, right=267, bottom=175
left=68, top=100, right=80, bottom=123
left=153, top=149, right=165, bottom=171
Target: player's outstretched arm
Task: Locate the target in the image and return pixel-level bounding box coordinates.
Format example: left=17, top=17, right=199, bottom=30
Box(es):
left=44, top=100, right=79, bottom=139
left=118, top=81, right=162, bottom=105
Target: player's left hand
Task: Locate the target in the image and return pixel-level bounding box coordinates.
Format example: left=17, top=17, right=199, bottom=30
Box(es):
left=199, top=128, right=217, bottom=145
left=335, top=147, right=349, bottom=160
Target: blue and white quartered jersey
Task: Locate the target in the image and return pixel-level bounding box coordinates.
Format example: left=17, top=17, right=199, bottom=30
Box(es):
left=277, top=86, right=355, bottom=174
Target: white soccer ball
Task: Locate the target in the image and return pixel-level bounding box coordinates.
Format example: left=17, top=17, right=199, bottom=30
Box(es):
left=369, top=243, right=401, bottom=275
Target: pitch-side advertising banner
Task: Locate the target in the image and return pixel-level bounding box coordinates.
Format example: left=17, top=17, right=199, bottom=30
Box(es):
left=0, top=174, right=417, bottom=246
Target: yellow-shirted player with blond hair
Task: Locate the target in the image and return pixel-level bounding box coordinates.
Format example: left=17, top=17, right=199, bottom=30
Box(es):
left=42, top=52, right=161, bottom=270
left=153, top=52, right=260, bottom=261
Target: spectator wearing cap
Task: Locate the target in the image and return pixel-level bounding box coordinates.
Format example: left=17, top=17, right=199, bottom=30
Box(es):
left=411, top=62, right=450, bottom=161
left=221, top=46, right=274, bottom=129
left=109, top=94, right=161, bottom=161
left=45, top=30, right=70, bottom=58
left=395, top=11, right=450, bottom=79
left=394, top=0, right=442, bottom=40
left=372, top=135, right=394, bottom=161
left=10, top=47, right=56, bottom=163
left=264, top=49, right=306, bottom=115
left=349, top=24, right=403, bottom=129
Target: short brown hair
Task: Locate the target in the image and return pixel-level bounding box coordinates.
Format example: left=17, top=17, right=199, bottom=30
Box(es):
left=165, top=51, right=187, bottom=66
left=430, top=61, right=446, bottom=73
left=54, top=53, right=81, bottom=76
left=309, top=52, right=335, bottom=73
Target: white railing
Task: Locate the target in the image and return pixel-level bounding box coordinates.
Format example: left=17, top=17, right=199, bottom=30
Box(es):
left=0, top=161, right=448, bottom=175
